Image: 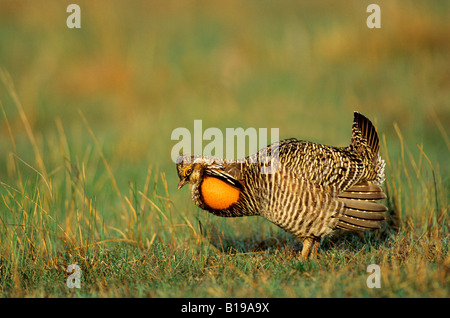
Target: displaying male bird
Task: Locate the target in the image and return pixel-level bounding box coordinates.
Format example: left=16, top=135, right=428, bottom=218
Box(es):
left=176, top=112, right=387, bottom=259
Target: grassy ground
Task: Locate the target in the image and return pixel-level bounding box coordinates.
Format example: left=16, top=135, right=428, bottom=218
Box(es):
left=0, top=1, right=448, bottom=297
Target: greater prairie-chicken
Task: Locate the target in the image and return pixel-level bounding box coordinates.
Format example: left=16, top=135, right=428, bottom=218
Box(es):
left=176, top=112, right=387, bottom=259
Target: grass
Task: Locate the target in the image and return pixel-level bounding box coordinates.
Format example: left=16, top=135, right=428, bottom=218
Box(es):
left=0, top=1, right=449, bottom=298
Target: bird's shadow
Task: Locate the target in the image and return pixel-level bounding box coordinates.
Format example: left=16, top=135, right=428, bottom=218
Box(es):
left=202, top=222, right=396, bottom=256
left=200, top=203, right=399, bottom=256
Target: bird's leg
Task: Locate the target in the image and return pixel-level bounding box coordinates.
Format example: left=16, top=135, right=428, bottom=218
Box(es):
left=300, top=237, right=320, bottom=260
left=300, top=237, right=313, bottom=260
left=309, top=238, right=320, bottom=260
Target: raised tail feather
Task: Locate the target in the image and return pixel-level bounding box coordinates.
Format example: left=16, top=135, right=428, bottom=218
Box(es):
left=351, top=112, right=386, bottom=186
left=337, top=113, right=387, bottom=231
left=351, top=112, right=380, bottom=158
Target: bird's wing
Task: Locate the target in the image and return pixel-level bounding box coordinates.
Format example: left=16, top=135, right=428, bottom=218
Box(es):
left=277, top=140, right=366, bottom=193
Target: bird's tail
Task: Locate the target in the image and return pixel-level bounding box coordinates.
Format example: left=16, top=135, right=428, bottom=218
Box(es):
left=336, top=181, right=387, bottom=230
left=350, top=112, right=385, bottom=185
left=335, top=112, right=387, bottom=231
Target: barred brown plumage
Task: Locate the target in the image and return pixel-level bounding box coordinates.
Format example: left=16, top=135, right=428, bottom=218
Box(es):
left=176, top=112, right=387, bottom=259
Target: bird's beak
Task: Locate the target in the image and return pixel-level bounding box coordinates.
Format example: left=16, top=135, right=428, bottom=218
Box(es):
left=177, top=180, right=187, bottom=190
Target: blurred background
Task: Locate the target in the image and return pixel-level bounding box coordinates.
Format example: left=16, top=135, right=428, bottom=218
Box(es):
left=0, top=0, right=448, bottom=215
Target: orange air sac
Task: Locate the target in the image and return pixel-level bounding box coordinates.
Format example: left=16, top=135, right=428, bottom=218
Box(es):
left=200, top=177, right=240, bottom=210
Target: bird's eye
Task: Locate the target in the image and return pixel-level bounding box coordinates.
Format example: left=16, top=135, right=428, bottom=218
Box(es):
left=183, top=166, right=193, bottom=177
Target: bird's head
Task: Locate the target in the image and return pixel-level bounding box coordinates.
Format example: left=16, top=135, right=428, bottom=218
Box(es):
left=176, top=156, right=203, bottom=189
